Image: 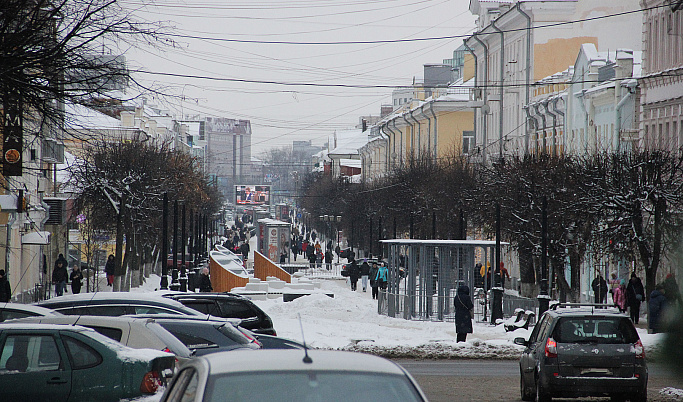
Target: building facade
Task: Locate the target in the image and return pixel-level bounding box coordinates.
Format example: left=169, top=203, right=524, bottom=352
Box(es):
left=464, top=0, right=642, bottom=161
left=640, top=0, right=683, bottom=151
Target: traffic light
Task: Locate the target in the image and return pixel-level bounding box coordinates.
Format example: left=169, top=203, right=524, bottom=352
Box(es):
left=17, top=189, right=25, bottom=213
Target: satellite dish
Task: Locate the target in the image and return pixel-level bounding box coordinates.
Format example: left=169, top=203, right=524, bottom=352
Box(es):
left=482, top=104, right=491, bottom=115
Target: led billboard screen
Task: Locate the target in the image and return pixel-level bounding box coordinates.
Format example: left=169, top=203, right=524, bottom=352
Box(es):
left=235, top=185, right=271, bottom=206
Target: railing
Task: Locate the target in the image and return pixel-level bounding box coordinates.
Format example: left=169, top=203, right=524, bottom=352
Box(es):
left=378, top=287, right=539, bottom=324
left=280, top=262, right=344, bottom=278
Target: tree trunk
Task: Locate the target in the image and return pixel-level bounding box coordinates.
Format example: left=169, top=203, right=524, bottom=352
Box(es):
left=518, top=240, right=536, bottom=298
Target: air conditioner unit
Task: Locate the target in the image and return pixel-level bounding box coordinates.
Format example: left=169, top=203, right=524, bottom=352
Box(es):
left=42, top=139, right=65, bottom=164
left=43, top=197, right=67, bottom=225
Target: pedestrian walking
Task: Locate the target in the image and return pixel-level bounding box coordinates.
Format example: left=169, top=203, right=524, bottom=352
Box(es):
left=348, top=259, right=360, bottom=291
left=199, top=267, right=213, bottom=292
left=104, top=254, right=115, bottom=286
left=370, top=262, right=379, bottom=300
left=70, top=264, right=84, bottom=294
left=613, top=279, right=627, bottom=313
left=375, top=261, right=388, bottom=291
left=360, top=259, right=370, bottom=292
left=325, top=249, right=333, bottom=270
left=454, top=285, right=474, bottom=342
left=497, top=262, right=510, bottom=288
left=591, top=274, right=608, bottom=303
left=662, top=273, right=681, bottom=309
left=0, top=270, right=11, bottom=302
left=626, top=272, right=645, bottom=324
left=649, top=284, right=667, bottom=334
left=52, top=257, right=68, bottom=296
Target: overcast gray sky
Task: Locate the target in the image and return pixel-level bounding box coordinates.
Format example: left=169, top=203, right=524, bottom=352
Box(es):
left=120, top=0, right=475, bottom=155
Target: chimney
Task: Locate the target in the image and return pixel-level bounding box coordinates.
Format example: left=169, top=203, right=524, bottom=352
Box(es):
left=120, top=111, right=135, bottom=127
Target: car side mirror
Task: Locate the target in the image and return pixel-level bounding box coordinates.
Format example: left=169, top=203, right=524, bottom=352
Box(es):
left=513, top=337, right=528, bottom=347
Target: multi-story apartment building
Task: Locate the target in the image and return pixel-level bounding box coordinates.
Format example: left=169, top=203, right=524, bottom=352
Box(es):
left=640, top=0, right=683, bottom=150
left=205, top=117, right=252, bottom=193
left=464, top=0, right=642, bottom=161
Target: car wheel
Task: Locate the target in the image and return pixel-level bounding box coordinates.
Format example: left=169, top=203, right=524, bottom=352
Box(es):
left=520, top=372, right=533, bottom=401
left=535, top=376, right=551, bottom=402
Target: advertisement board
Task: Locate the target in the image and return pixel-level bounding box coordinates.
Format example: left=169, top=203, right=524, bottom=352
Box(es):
left=235, top=185, right=271, bottom=206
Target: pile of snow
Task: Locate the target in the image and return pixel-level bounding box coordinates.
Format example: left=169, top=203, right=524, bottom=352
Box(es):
left=133, top=274, right=664, bottom=359
left=660, top=387, right=683, bottom=401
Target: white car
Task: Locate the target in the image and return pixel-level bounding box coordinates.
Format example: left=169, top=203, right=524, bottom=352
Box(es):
left=0, top=303, right=63, bottom=322
left=161, top=349, right=428, bottom=402
left=10, top=315, right=193, bottom=361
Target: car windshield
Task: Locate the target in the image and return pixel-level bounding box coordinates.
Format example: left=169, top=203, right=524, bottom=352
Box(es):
left=553, top=317, right=639, bottom=344
left=205, top=371, right=423, bottom=402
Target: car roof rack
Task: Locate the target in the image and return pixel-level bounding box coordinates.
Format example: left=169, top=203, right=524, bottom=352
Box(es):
left=550, top=303, right=619, bottom=312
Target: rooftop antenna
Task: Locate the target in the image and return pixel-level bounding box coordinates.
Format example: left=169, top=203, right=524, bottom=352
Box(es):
left=298, top=313, right=312, bottom=364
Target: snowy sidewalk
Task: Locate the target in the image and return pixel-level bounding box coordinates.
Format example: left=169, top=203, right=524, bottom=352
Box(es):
left=251, top=278, right=667, bottom=360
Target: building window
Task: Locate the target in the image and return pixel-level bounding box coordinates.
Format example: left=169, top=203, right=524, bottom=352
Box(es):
left=462, top=131, right=475, bottom=154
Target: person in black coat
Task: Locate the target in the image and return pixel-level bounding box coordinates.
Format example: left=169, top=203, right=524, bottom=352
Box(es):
left=591, top=274, right=608, bottom=303
left=52, top=258, right=68, bottom=296
left=69, top=265, right=84, bottom=294
left=0, top=269, right=11, bottom=302
left=454, top=285, right=474, bottom=342
left=199, top=267, right=213, bottom=292
left=348, top=259, right=360, bottom=291
left=626, top=272, right=645, bottom=324
left=649, top=284, right=667, bottom=334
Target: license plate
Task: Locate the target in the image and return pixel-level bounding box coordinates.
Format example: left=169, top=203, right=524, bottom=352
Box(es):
left=580, top=368, right=612, bottom=376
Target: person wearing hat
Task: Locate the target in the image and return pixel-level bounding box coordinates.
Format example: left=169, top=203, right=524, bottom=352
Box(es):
left=0, top=270, right=11, bottom=302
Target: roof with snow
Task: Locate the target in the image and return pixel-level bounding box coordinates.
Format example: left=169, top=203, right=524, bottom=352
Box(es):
left=328, top=129, right=368, bottom=156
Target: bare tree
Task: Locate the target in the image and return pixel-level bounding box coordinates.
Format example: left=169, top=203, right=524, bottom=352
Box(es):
left=70, top=139, right=221, bottom=290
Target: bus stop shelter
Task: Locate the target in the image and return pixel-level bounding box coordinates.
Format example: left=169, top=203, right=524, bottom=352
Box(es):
left=380, top=239, right=507, bottom=321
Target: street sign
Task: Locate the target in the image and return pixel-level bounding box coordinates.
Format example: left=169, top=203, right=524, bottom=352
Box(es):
left=2, top=86, right=23, bottom=176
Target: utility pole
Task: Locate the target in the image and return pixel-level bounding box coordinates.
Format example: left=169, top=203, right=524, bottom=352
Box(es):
left=160, top=193, right=168, bottom=290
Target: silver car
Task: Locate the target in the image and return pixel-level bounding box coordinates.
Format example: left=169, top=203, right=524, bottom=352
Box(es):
left=161, top=349, right=428, bottom=402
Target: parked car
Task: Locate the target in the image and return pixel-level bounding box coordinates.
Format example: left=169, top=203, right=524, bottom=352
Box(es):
left=0, top=323, right=175, bottom=401
left=162, top=292, right=276, bottom=335
left=36, top=292, right=209, bottom=317
left=0, top=303, right=63, bottom=322
left=160, top=349, right=428, bottom=402
left=10, top=315, right=193, bottom=361
left=514, top=303, right=647, bottom=402
left=129, top=314, right=260, bottom=356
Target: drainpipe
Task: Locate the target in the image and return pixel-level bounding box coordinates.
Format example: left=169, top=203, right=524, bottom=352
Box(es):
left=402, top=114, right=413, bottom=158
left=515, top=2, right=532, bottom=155
left=428, top=102, right=438, bottom=162
left=615, top=81, right=636, bottom=153
left=419, top=105, right=431, bottom=159
left=534, top=102, right=547, bottom=153
left=491, top=19, right=505, bottom=161
left=410, top=109, right=421, bottom=157
left=380, top=124, right=389, bottom=172
left=392, top=119, right=403, bottom=165
left=544, top=99, right=557, bottom=156
left=552, top=97, right=566, bottom=154
left=385, top=121, right=397, bottom=168
left=462, top=40, right=478, bottom=158
left=471, top=34, right=488, bottom=163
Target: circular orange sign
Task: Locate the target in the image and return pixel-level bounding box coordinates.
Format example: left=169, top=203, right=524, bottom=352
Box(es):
left=5, top=149, right=20, bottom=163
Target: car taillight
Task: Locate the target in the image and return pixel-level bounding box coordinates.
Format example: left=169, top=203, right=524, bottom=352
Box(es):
left=140, top=371, right=161, bottom=394
left=634, top=339, right=645, bottom=359
left=545, top=338, right=557, bottom=358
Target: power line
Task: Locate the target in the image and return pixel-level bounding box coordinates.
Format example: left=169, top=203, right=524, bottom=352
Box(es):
left=154, top=4, right=665, bottom=45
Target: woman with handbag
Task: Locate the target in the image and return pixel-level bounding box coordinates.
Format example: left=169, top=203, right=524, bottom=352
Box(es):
left=454, top=284, right=474, bottom=342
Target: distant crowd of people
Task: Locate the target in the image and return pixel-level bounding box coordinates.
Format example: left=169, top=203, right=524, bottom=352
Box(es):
left=592, top=271, right=680, bottom=333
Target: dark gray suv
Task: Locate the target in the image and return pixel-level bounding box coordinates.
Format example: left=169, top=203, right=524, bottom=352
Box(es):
left=514, top=303, right=647, bottom=402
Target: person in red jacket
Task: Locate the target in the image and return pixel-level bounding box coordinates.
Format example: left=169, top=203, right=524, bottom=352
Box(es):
left=498, top=262, right=511, bottom=289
